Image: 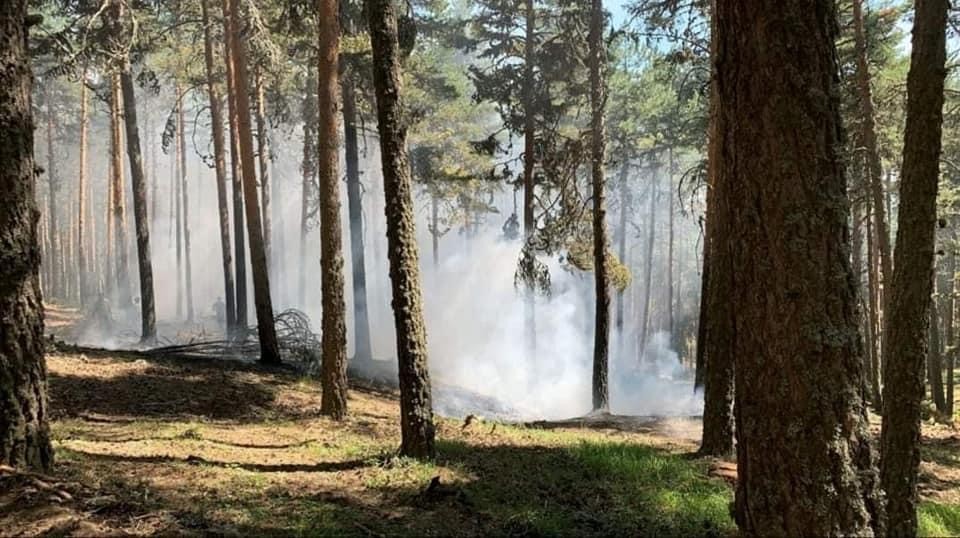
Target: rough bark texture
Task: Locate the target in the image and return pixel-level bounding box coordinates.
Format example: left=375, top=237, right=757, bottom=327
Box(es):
left=119, top=68, right=157, bottom=342
left=588, top=0, right=609, bottom=411
left=0, top=0, right=54, bottom=471
left=715, top=1, right=882, bottom=535
left=224, top=0, right=280, bottom=363
left=255, top=69, right=272, bottom=273
left=880, top=1, right=948, bottom=535
left=222, top=1, right=246, bottom=331
left=342, top=75, right=373, bottom=362
left=110, top=72, right=129, bottom=304
left=366, top=0, right=436, bottom=459
left=698, top=24, right=734, bottom=456
left=201, top=0, right=236, bottom=336
left=317, top=0, right=348, bottom=419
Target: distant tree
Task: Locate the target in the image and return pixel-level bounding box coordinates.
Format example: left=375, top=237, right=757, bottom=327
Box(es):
left=366, top=0, right=436, bottom=459
left=715, top=0, right=882, bottom=534
left=0, top=0, right=53, bottom=471
left=317, top=0, right=348, bottom=419
left=880, top=0, right=949, bottom=534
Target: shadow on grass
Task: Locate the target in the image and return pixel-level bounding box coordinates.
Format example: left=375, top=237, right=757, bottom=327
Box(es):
left=61, top=449, right=372, bottom=474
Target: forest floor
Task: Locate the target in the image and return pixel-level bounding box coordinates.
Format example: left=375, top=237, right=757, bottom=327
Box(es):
left=2, top=306, right=959, bottom=537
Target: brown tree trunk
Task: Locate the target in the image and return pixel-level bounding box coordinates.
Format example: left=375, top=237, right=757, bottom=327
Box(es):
left=0, top=1, right=53, bottom=471
left=342, top=73, right=373, bottom=362
left=588, top=0, right=609, bottom=411
left=698, top=17, right=734, bottom=456
left=299, top=65, right=317, bottom=308
left=715, top=1, right=882, bottom=534
left=867, top=195, right=883, bottom=407
left=667, top=147, right=675, bottom=336
left=929, top=294, right=946, bottom=412
left=119, top=68, right=157, bottom=342
left=110, top=72, right=129, bottom=305
left=880, top=1, right=948, bottom=535
left=177, top=84, right=194, bottom=322
left=77, top=71, right=88, bottom=307
left=638, top=167, right=658, bottom=355
left=366, top=0, right=435, bottom=459
left=201, top=0, right=236, bottom=335
left=255, top=68, right=272, bottom=274
left=224, top=0, right=280, bottom=364
left=615, top=163, right=628, bottom=352
left=222, top=2, right=246, bottom=331
left=44, top=85, right=59, bottom=301
left=949, top=239, right=957, bottom=416
left=317, top=0, right=348, bottom=419
left=853, top=0, right=892, bottom=349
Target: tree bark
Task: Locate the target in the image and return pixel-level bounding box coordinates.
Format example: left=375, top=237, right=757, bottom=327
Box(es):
left=853, top=0, right=892, bottom=347
left=715, top=1, right=882, bottom=534
left=177, top=84, right=194, bottom=322
left=615, top=162, right=628, bottom=353
left=317, top=0, right=348, bottom=419
left=342, top=73, right=373, bottom=362
left=588, top=0, right=609, bottom=411
left=223, top=0, right=280, bottom=364
left=44, top=85, right=59, bottom=301
left=929, top=294, right=946, bottom=413
left=880, top=1, right=948, bottom=535
left=222, top=2, right=246, bottom=331
left=201, top=0, right=236, bottom=336
left=255, top=68, right=272, bottom=273
left=119, top=69, right=157, bottom=342
left=77, top=73, right=88, bottom=307
left=638, top=166, right=658, bottom=356
left=0, top=0, right=53, bottom=471
left=667, top=147, right=675, bottom=336
left=110, top=72, right=129, bottom=306
left=366, top=0, right=436, bottom=459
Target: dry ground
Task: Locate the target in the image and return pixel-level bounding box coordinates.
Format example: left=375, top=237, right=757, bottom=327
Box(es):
left=2, top=306, right=958, bottom=536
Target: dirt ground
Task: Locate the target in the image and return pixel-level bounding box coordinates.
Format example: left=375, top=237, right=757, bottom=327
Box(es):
left=3, top=306, right=957, bottom=536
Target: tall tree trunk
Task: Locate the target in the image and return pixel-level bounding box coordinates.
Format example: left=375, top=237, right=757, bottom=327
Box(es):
left=342, top=73, right=373, bottom=362
left=367, top=0, right=435, bottom=459
left=201, top=0, right=236, bottom=336
left=299, top=66, right=318, bottom=308
left=44, top=86, right=59, bottom=301
left=110, top=72, right=129, bottom=306
left=716, top=1, right=882, bottom=534
left=177, top=85, right=194, bottom=322
left=615, top=163, right=628, bottom=351
left=638, top=167, right=658, bottom=355
left=588, top=0, right=609, bottom=411
left=853, top=0, right=892, bottom=348
left=174, top=89, right=184, bottom=318
left=867, top=195, right=883, bottom=407
left=224, top=0, right=280, bottom=364
left=949, top=238, right=957, bottom=417
left=880, top=1, right=948, bottom=535
left=522, top=0, right=536, bottom=358
left=667, top=148, right=675, bottom=336
left=77, top=73, right=88, bottom=307
left=698, top=14, right=734, bottom=455
left=0, top=1, right=53, bottom=471
left=929, top=294, right=946, bottom=413
left=317, top=0, right=348, bottom=419
left=119, top=69, right=157, bottom=343
left=222, top=3, right=246, bottom=331
left=255, top=68, right=272, bottom=274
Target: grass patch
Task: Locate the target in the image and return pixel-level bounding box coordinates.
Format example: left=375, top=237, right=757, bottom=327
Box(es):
left=920, top=502, right=960, bottom=537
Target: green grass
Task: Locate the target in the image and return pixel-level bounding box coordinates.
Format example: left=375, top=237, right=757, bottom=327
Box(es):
left=920, top=502, right=960, bottom=537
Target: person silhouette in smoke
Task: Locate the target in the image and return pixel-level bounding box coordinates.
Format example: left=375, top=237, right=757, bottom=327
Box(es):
left=502, top=212, right=520, bottom=241
left=213, top=297, right=225, bottom=330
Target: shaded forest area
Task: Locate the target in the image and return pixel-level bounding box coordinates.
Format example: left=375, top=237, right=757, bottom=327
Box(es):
left=2, top=0, right=960, bottom=536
